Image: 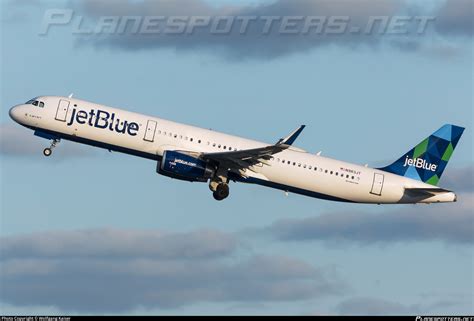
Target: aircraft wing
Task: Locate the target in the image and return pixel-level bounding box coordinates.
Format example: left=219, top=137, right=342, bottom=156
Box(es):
left=200, top=125, right=305, bottom=173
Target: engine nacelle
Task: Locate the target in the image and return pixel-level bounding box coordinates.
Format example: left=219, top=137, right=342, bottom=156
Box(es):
left=157, top=150, right=214, bottom=182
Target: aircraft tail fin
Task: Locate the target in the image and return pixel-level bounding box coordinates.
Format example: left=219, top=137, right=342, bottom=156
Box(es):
left=378, top=124, right=465, bottom=186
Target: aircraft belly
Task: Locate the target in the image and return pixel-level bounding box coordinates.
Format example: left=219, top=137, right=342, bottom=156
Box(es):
left=257, top=165, right=405, bottom=204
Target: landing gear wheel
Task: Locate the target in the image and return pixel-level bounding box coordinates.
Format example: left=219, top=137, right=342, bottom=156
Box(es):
left=213, top=183, right=229, bottom=201
left=43, top=138, right=60, bottom=157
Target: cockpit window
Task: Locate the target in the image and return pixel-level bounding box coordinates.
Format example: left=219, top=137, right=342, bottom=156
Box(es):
left=25, top=99, right=44, bottom=107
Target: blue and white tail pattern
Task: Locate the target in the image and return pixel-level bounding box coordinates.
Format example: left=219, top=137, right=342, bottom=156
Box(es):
left=378, top=124, right=465, bottom=185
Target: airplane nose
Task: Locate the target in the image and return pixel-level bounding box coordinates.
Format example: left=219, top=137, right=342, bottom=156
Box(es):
left=9, top=106, right=22, bottom=123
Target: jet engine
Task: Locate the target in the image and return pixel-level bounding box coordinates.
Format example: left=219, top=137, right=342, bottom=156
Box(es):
left=157, top=150, right=214, bottom=182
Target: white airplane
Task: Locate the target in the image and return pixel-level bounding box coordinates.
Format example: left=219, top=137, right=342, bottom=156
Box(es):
left=9, top=96, right=465, bottom=203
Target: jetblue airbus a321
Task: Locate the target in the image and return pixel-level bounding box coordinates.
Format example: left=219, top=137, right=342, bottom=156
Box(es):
left=9, top=96, right=465, bottom=203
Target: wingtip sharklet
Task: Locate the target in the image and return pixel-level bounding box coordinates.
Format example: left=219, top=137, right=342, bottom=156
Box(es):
left=278, top=125, right=305, bottom=146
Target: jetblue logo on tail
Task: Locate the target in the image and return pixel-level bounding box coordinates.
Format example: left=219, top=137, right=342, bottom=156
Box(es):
left=378, top=124, right=464, bottom=185
left=67, top=108, right=139, bottom=136
left=403, top=155, right=437, bottom=172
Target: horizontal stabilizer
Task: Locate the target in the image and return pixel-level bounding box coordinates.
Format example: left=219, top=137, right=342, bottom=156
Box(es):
left=404, top=187, right=452, bottom=197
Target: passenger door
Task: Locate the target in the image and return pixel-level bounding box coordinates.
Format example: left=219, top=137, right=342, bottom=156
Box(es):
left=55, top=99, right=70, bottom=122
left=143, top=120, right=157, bottom=142
left=370, top=173, right=384, bottom=196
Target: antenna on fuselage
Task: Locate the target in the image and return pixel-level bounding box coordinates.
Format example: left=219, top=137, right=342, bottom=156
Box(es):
left=68, top=93, right=74, bottom=98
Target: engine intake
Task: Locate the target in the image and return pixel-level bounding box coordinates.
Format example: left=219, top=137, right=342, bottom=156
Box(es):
left=157, top=150, right=214, bottom=182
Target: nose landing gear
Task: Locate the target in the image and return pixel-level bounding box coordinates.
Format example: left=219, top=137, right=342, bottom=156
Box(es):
left=43, top=139, right=60, bottom=157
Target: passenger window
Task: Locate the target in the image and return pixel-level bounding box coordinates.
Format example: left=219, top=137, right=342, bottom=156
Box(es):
left=309, top=166, right=312, bottom=170
left=330, top=171, right=333, bottom=175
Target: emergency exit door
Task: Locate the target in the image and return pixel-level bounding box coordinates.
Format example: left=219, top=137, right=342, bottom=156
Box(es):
left=143, top=120, right=157, bottom=142
left=370, top=173, right=384, bottom=196
left=55, top=99, right=70, bottom=122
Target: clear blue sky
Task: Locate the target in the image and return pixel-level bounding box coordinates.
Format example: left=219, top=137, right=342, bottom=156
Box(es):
left=1, top=0, right=472, bottom=315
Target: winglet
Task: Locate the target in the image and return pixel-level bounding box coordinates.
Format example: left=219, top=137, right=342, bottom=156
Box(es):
left=277, top=125, right=305, bottom=146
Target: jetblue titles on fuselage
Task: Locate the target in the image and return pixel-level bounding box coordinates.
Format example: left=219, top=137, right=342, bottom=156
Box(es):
left=67, top=107, right=139, bottom=136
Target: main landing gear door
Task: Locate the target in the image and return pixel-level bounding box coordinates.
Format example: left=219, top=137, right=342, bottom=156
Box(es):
left=370, top=173, right=384, bottom=196
left=55, top=99, right=70, bottom=122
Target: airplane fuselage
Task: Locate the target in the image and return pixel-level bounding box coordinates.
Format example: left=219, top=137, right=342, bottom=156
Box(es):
left=9, top=96, right=458, bottom=204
